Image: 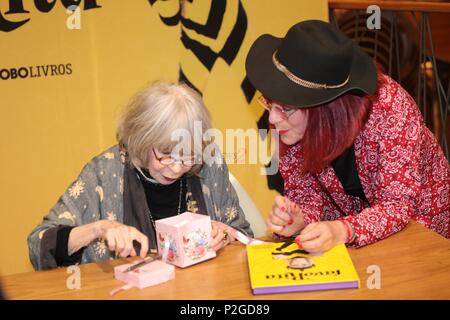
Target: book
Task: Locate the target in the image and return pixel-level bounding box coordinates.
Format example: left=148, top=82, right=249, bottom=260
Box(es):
left=246, top=241, right=360, bottom=295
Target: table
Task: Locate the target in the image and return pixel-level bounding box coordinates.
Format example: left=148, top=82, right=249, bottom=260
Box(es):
left=3, top=222, right=450, bottom=299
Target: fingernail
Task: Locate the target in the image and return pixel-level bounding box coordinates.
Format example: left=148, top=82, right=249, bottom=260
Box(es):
left=295, top=237, right=302, bottom=247
left=281, top=206, right=286, bottom=212
left=288, top=218, right=293, bottom=225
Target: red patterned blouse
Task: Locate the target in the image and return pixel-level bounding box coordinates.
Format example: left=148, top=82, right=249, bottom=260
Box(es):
left=280, top=74, right=450, bottom=247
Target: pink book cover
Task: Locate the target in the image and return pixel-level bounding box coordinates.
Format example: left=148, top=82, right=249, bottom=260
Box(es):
left=114, top=260, right=175, bottom=289
left=155, top=212, right=216, bottom=268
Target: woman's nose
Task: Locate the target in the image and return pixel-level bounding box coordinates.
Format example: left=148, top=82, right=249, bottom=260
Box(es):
left=169, top=163, right=183, bottom=174
left=268, top=108, right=284, bottom=125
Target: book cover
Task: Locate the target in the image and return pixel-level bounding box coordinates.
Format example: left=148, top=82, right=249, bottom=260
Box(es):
left=246, top=241, right=360, bottom=295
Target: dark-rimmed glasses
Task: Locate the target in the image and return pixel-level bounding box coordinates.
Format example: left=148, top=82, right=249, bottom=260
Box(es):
left=152, top=148, right=196, bottom=167
left=257, top=95, right=298, bottom=119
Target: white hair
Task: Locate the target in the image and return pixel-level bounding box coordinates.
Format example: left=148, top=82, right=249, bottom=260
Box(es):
left=117, top=82, right=212, bottom=173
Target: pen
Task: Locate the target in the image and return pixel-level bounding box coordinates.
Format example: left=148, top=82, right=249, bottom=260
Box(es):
left=287, top=199, right=293, bottom=225
left=123, top=256, right=156, bottom=273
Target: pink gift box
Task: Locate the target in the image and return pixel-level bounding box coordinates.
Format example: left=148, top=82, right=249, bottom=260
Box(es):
left=114, top=260, right=175, bottom=289
left=155, top=212, right=216, bottom=268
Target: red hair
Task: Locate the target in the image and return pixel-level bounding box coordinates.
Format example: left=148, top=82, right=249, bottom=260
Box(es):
left=300, top=69, right=386, bottom=173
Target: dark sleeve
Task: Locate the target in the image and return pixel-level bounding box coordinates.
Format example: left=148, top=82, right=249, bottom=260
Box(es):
left=39, top=225, right=85, bottom=269
left=55, top=226, right=84, bottom=266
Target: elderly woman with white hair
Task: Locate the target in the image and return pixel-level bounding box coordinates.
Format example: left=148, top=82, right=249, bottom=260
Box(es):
left=28, top=82, right=253, bottom=270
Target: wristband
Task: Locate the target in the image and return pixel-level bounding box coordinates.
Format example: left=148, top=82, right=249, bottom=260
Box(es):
left=339, top=220, right=353, bottom=243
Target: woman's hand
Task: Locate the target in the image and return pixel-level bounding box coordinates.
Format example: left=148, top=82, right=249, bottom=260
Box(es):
left=95, top=220, right=149, bottom=258
left=266, top=195, right=305, bottom=237
left=210, top=221, right=235, bottom=252
left=295, top=221, right=347, bottom=254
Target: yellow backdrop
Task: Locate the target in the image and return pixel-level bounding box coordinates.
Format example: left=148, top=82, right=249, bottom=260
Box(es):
left=0, top=0, right=327, bottom=275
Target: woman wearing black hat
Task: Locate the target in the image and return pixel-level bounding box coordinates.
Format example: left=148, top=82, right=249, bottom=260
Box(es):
left=246, top=20, right=449, bottom=253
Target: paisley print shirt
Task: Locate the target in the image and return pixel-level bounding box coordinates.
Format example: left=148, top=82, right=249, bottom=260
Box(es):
left=280, top=74, right=449, bottom=247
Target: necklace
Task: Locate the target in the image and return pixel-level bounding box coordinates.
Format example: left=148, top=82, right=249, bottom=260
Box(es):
left=146, top=178, right=184, bottom=230
left=135, top=167, right=184, bottom=229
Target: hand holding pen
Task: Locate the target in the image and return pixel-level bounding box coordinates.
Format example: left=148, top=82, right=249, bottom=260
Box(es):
left=266, top=195, right=305, bottom=237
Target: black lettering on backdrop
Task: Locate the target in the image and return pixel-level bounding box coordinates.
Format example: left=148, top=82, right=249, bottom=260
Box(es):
left=0, top=63, right=73, bottom=80
left=0, top=0, right=101, bottom=32
left=18, top=67, right=28, bottom=78
left=0, top=69, right=9, bottom=80
left=34, top=0, right=57, bottom=13
left=42, top=65, right=50, bottom=77
left=65, top=63, right=72, bottom=74
left=50, top=64, right=58, bottom=76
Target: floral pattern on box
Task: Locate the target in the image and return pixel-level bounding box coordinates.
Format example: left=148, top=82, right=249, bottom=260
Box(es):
left=182, top=229, right=211, bottom=260
left=155, top=212, right=216, bottom=268
left=158, top=233, right=179, bottom=262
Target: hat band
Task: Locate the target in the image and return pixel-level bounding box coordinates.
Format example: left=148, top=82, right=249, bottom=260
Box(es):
left=272, top=51, right=349, bottom=89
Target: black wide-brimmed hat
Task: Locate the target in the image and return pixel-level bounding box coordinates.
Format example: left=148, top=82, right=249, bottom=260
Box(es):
left=245, top=20, right=377, bottom=108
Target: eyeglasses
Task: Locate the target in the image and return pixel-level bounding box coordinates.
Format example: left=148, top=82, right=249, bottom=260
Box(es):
left=257, top=95, right=298, bottom=119
left=152, top=148, right=196, bottom=167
